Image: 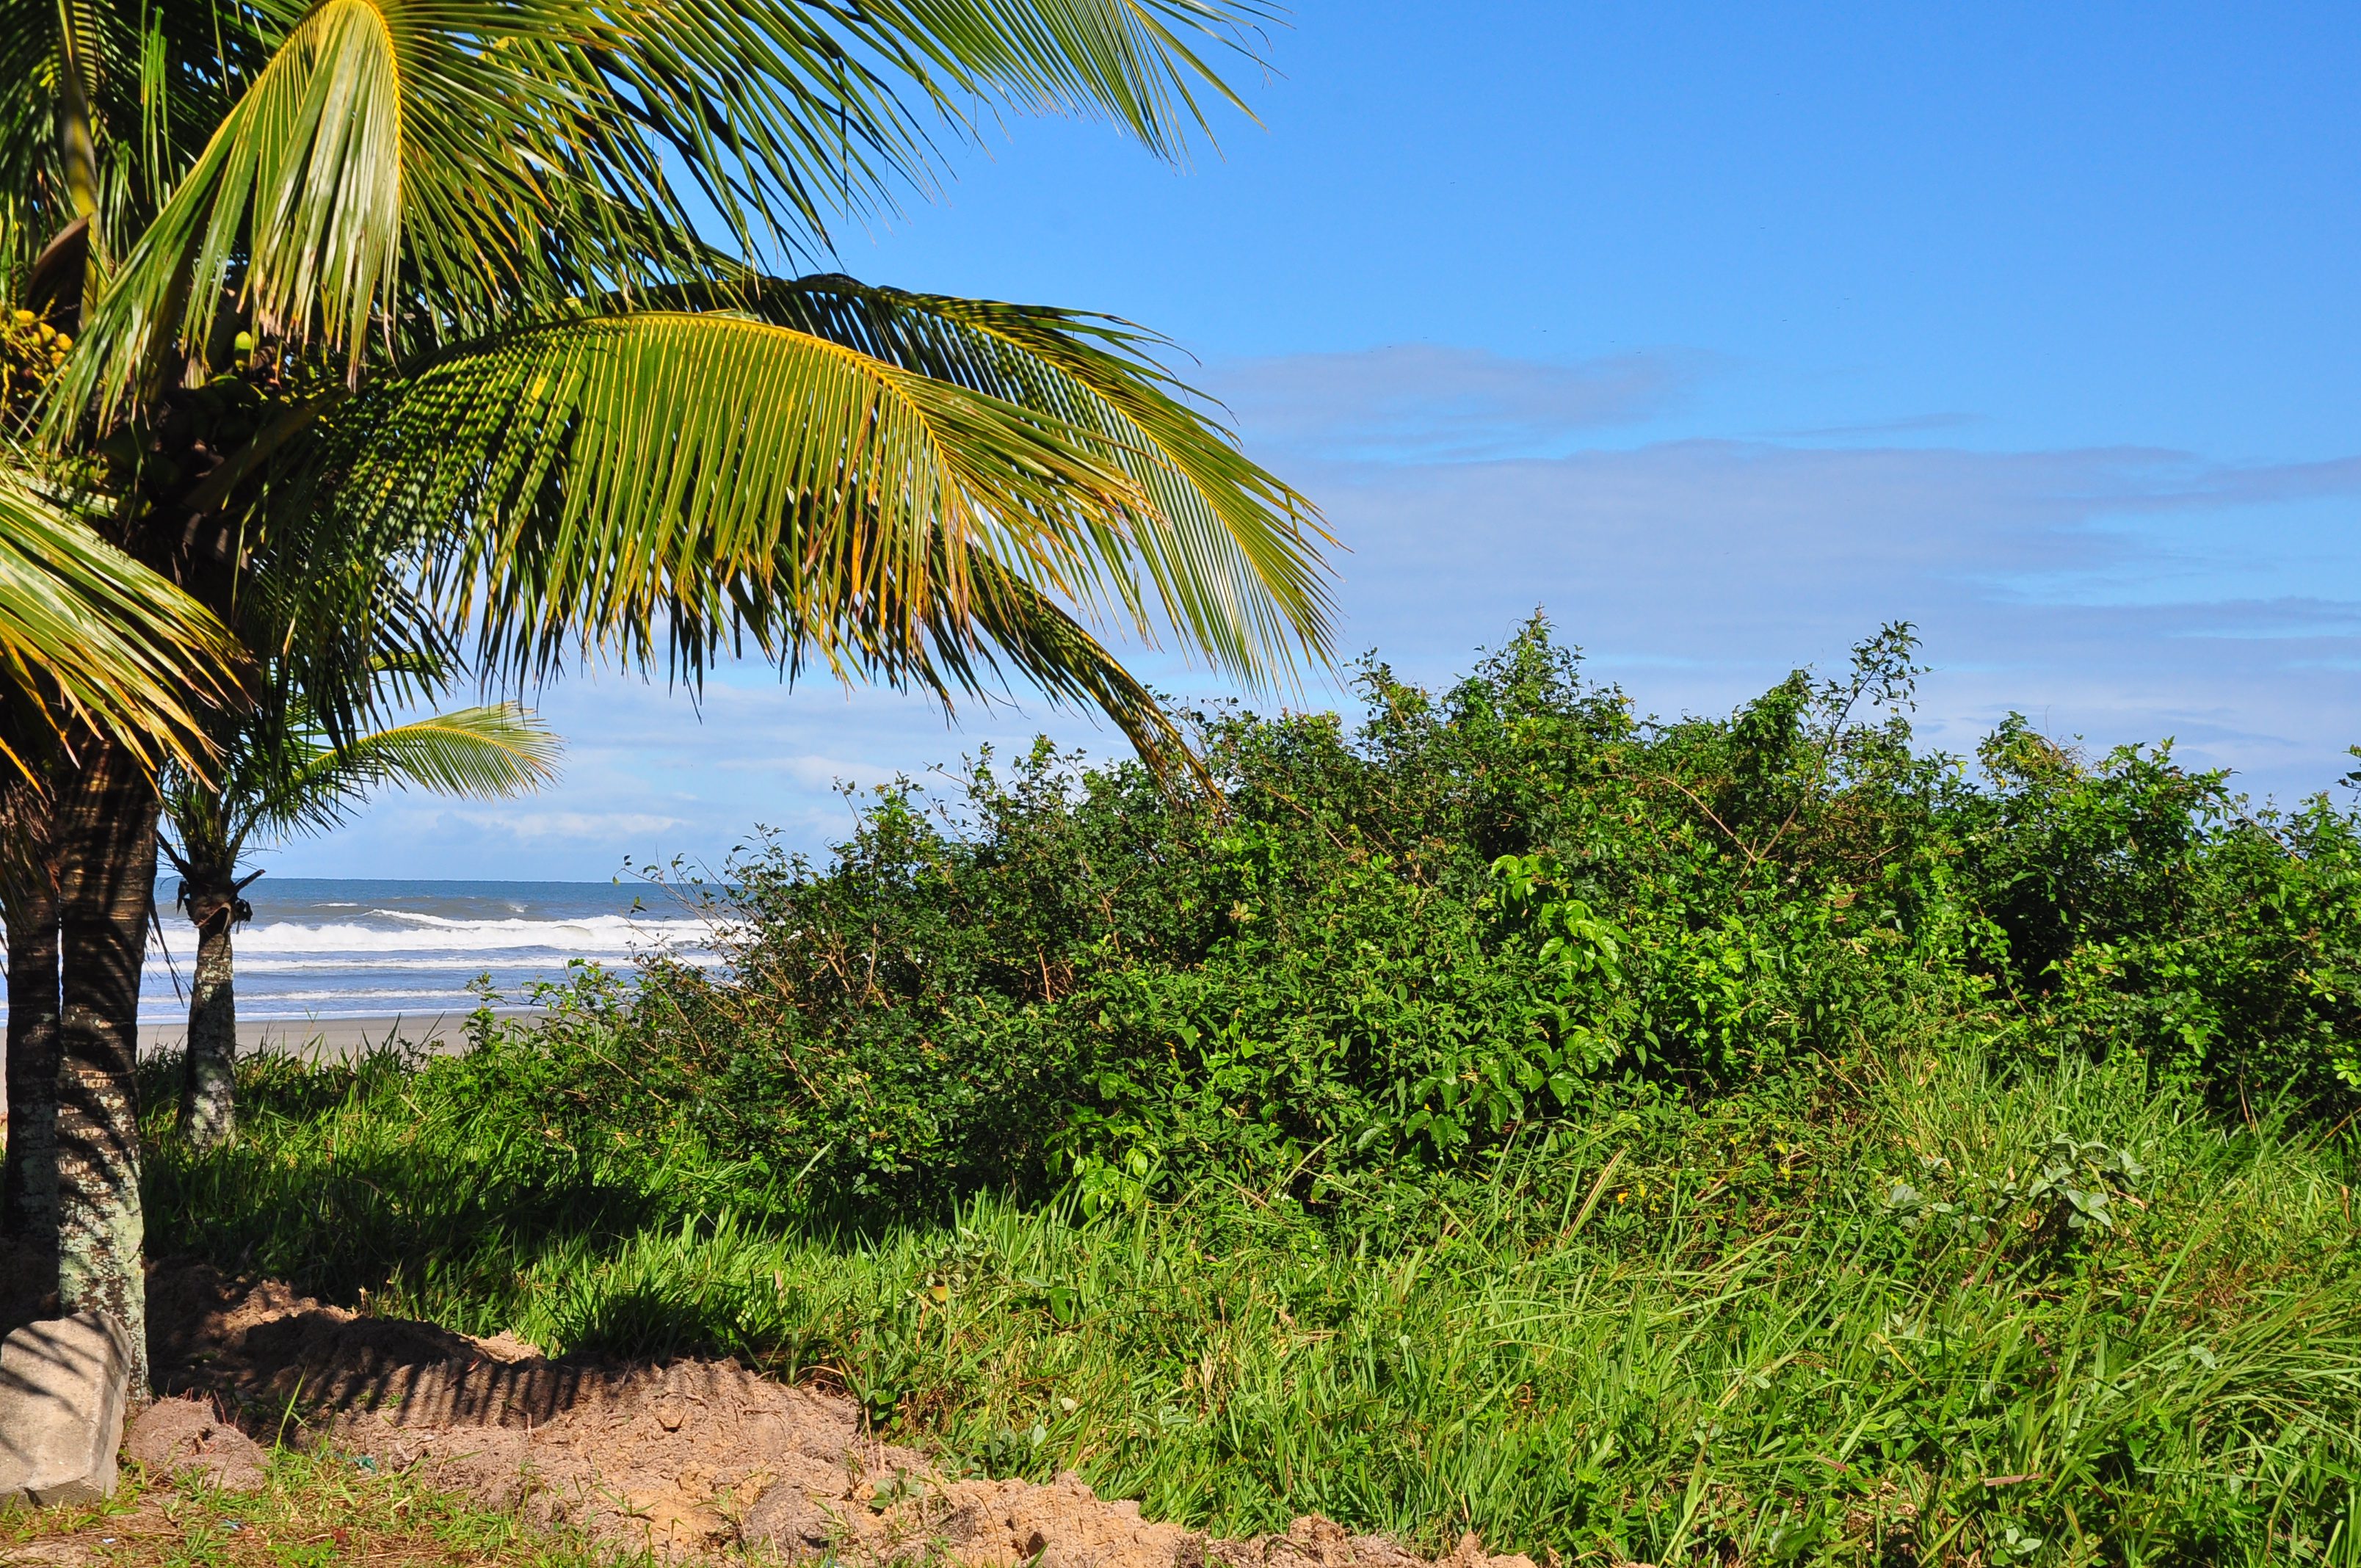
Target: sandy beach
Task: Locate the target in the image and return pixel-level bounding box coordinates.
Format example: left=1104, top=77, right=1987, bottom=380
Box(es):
left=1, top=1015, right=529, bottom=1127
left=134, top=1012, right=537, bottom=1059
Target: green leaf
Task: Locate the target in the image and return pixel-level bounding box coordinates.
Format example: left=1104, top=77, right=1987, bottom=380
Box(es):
left=162, top=686, right=560, bottom=868
left=0, top=455, right=240, bottom=779
left=301, top=294, right=1327, bottom=765
left=51, top=0, right=1287, bottom=416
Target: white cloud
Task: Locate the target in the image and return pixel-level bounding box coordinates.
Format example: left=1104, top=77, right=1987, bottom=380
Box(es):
left=1205, top=344, right=1703, bottom=461
left=446, top=809, right=689, bottom=843
left=709, top=754, right=908, bottom=789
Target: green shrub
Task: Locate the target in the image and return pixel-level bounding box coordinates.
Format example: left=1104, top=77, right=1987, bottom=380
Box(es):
left=1962, top=719, right=2361, bottom=1103
left=477, top=618, right=2361, bottom=1224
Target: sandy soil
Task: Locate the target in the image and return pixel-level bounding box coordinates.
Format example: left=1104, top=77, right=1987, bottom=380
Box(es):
left=133, top=1012, right=536, bottom=1059
left=142, top=1263, right=1542, bottom=1568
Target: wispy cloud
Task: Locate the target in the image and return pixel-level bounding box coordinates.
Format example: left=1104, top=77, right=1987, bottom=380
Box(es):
left=1758, top=412, right=1981, bottom=439
left=1187, top=346, right=2361, bottom=799
left=446, top=809, right=688, bottom=843
left=1289, top=427, right=2361, bottom=798
left=710, top=754, right=907, bottom=790
left=1316, top=438, right=2361, bottom=628
left=1205, top=344, right=1703, bottom=462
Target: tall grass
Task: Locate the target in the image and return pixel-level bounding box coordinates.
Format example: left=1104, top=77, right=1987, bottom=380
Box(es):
left=145, top=1037, right=2361, bottom=1566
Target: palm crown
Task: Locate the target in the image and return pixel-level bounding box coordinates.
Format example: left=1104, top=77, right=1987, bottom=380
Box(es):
left=7, top=0, right=1334, bottom=766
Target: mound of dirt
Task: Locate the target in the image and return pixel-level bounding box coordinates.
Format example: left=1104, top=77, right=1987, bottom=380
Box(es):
left=144, top=1261, right=1539, bottom=1568
left=122, top=1396, right=270, bottom=1492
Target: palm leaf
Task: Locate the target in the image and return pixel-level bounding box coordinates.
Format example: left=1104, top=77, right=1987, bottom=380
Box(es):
left=216, top=396, right=466, bottom=747
left=162, top=682, right=557, bottom=866
left=747, top=275, right=1334, bottom=686
left=46, top=0, right=1289, bottom=418
left=918, top=547, right=1202, bottom=784
left=305, top=295, right=1330, bottom=715
left=846, top=0, right=1275, bottom=161
left=0, top=0, right=271, bottom=283
left=344, top=307, right=1143, bottom=683
left=59, top=0, right=674, bottom=407
left=251, top=700, right=558, bottom=838
left=0, top=455, right=239, bottom=777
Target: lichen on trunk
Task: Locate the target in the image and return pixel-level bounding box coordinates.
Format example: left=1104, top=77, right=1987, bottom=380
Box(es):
left=54, top=734, right=158, bottom=1397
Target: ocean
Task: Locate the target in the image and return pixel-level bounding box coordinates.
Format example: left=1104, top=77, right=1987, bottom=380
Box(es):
left=121, top=877, right=726, bottom=1026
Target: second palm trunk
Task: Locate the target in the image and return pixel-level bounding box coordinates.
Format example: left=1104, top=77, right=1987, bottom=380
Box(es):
left=179, top=910, right=237, bottom=1148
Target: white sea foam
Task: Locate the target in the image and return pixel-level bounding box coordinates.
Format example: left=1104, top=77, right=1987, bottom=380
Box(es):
left=214, top=913, right=724, bottom=956
left=12, top=881, right=747, bottom=1029
left=143, top=953, right=722, bottom=975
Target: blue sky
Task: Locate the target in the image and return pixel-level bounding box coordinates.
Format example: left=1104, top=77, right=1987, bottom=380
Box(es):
left=286, top=1, right=2361, bottom=879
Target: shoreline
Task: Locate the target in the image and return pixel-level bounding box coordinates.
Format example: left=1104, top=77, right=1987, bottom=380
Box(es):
left=0, top=1013, right=541, bottom=1124
left=134, top=1010, right=541, bottom=1059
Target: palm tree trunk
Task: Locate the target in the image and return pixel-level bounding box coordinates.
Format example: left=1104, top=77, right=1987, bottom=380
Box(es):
left=180, top=915, right=236, bottom=1149
left=53, top=734, right=158, bottom=1397
left=4, top=775, right=62, bottom=1317
left=4, top=869, right=62, bottom=1304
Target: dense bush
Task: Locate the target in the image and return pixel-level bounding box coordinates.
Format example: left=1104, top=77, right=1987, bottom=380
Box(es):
left=485, top=620, right=2361, bottom=1218
left=1964, top=717, right=2361, bottom=1100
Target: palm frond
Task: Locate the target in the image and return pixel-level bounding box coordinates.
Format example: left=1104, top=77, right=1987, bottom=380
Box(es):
left=41, top=0, right=1293, bottom=418
left=918, top=548, right=1201, bottom=784
left=748, top=275, right=1334, bottom=687
left=164, top=686, right=559, bottom=864
left=846, top=0, right=1277, bottom=161
left=0, top=456, right=239, bottom=778
left=253, top=700, right=558, bottom=838
left=221, top=401, right=463, bottom=747
left=308, top=294, right=1330, bottom=716
left=8, top=0, right=1326, bottom=796
left=0, top=0, right=270, bottom=284
left=60, top=0, right=656, bottom=407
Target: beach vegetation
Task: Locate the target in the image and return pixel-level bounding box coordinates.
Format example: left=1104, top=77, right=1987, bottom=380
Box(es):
left=465, top=619, right=2361, bottom=1216
left=140, top=625, right=2361, bottom=1565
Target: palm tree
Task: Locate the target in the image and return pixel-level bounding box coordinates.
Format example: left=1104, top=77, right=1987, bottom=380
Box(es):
left=3, top=310, right=243, bottom=789
left=0, top=453, right=239, bottom=1290
left=159, top=685, right=559, bottom=1149
left=4, top=0, right=1335, bottom=1391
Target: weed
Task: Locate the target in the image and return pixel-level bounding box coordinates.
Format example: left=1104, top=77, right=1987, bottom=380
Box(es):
left=1, top=1442, right=634, bottom=1567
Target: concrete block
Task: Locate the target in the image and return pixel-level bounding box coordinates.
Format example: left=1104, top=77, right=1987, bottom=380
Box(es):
left=0, top=1312, right=134, bottom=1507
